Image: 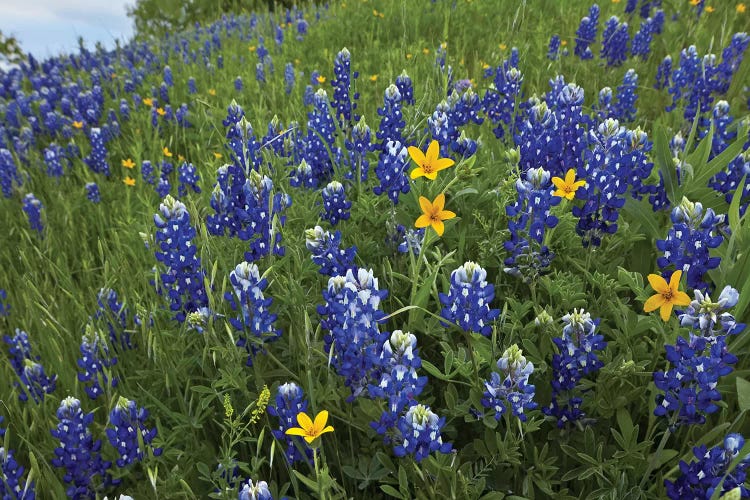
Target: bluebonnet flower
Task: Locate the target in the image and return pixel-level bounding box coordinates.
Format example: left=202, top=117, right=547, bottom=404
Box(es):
left=345, top=117, right=372, bottom=182
left=600, top=16, right=630, bottom=67
left=514, top=101, right=562, bottom=176
left=159, top=82, right=169, bottom=104
left=548, top=35, right=561, bottom=60
left=0, top=445, right=35, bottom=499
left=95, top=288, right=138, bottom=351
left=574, top=4, right=600, bottom=59
left=44, top=143, right=65, bottom=178
left=22, top=194, right=44, bottom=236
left=393, top=404, right=452, bottom=463
left=51, top=397, right=115, bottom=498
left=612, top=69, right=639, bottom=122
left=17, top=360, right=57, bottom=404
left=305, top=226, right=357, bottom=276
left=665, top=433, right=750, bottom=499
left=234, top=76, right=243, bottom=91
left=188, top=77, right=197, bottom=94
left=178, top=162, right=201, bottom=197
left=284, top=62, right=295, bottom=95
left=625, top=0, right=638, bottom=14
left=163, top=66, right=173, bottom=87
left=440, top=262, right=500, bottom=336
left=331, top=47, right=360, bottom=129
left=140, top=160, right=154, bottom=185
left=318, top=268, right=389, bottom=400
left=176, top=103, right=191, bottom=128
left=369, top=330, right=427, bottom=436
left=321, top=181, right=351, bottom=226
left=656, top=198, right=725, bottom=293
left=153, top=195, right=209, bottom=323
left=0, top=289, right=8, bottom=316
left=256, top=63, right=266, bottom=84
left=504, top=167, right=560, bottom=282
left=85, top=182, right=101, bottom=203
left=482, top=344, right=537, bottom=421
left=395, top=71, right=414, bottom=106
left=631, top=17, right=654, bottom=60
left=655, top=286, right=743, bottom=426
left=84, top=127, right=110, bottom=176
left=208, top=168, right=291, bottom=261
left=375, top=84, right=405, bottom=149
left=267, top=382, right=313, bottom=464
left=482, top=55, right=523, bottom=139
left=77, top=327, right=117, bottom=400
left=544, top=309, right=607, bottom=427
left=396, top=225, right=425, bottom=255
left=296, top=16, right=308, bottom=40
left=225, top=262, right=281, bottom=365
left=303, top=89, right=339, bottom=186
left=106, top=397, right=161, bottom=468
left=373, top=140, right=410, bottom=204
left=0, top=148, right=21, bottom=198
left=238, top=479, right=273, bottom=500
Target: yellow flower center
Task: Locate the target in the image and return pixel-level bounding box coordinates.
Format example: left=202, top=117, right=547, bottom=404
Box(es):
left=422, top=161, right=434, bottom=174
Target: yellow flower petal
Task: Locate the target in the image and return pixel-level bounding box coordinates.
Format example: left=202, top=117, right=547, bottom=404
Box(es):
left=673, top=291, right=692, bottom=306
left=551, top=177, right=566, bottom=190
left=438, top=210, right=456, bottom=220
left=660, top=302, right=674, bottom=322
left=565, top=168, right=576, bottom=184
left=410, top=168, right=426, bottom=179
left=425, top=171, right=438, bottom=181
left=407, top=146, right=425, bottom=167
left=647, top=274, right=670, bottom=294
left=320, top=425, right=334, bottom=435
left=296, top=411, right=313, bottom=431
left=644, top=293, right=666, bottom=313
left=313, top=410, right=329, bottom=431
left=415, top=214, right=432, bottom=228
left=432, top=219, right=445, bottom=236
left=285, top=427, right=307, bottom=436
left=668, top=270, right=683, bottom=291
left=434, top=158, right=455, bottom=170
left=426, top=140, right=440, bottom=162
left=433, top=192, right=446, bottom=211
left=418, top=196, right=432, bottom=214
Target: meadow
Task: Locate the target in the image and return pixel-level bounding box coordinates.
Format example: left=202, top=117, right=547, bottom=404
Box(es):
left=1, top=0, right=750, bottom=498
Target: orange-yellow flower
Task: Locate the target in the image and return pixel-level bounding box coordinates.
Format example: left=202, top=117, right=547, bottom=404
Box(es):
left=285, top=410, right=334, bottom=444
left=213, top=152, right=223, bottom=159
left=163, top=147, right=173, bottom=158
left=406, top=53, right=413, bottom=59
left=422, top=48, right=430, bottom=55
left=178, top=154, right=185, bottom=162
left=316, top=75, right=326, bottom=84
left=122, top=158, right=135, bottom=169
left=415, top=193, right=456, bottom=237
left=644, top=270, right=691, bottom=322
left=248, top=45, right=256, bottom=52
left=499, top=43, right=508, bottom=50
left=705, top=5, right=715, bottom=12
left=408, top=140, right=455, bottom=180
left=123, top=176, right=136, bottom=187
left=551, top=169, right=586, bottom=200
left=156, top=107, right=166, bottom=117
left=738, top=3, right=747, bottom=13
left=208, top=88, right=217, bottom=96
left=370, top=74, right=378, bottom=82
left=142, top=97, right=154, bottom=107
left=72, top=121, right=84, bottom=129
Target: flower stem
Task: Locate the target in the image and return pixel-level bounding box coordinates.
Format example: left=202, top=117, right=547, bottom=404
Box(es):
left=639, top=425, right=672, bottom=490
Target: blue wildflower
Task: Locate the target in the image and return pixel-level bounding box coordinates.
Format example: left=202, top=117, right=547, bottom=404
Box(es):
left=600, top=16, right=630, bottom=67
left=305, top=226, right=357, bottom=276
left=440, top=262, right=500, bottom=336
left=393, top=404, right=452, bottom=463
left=482, top=344, right=537, bottom=421
left=0, top=149, right=21, bottom=198
left=22, top=194, right=44, bottom=236
left=321, top=181, right=351, bottom=226
left=84, top=127, right=110, bottom=176
left=284, top=62, right=295, bottom=95
left=153, top=195, right=209, bottom=323
left=267, top=382, right=313, bottom=465
left=574, top=4, right=600, bottom=60
left=51, top=397, right=115, bottom=498
left=77, top=327, right=117, bottom=400
left=44, top=143, right=65, bottom=178
left=373, top=140, right=410, bottom=205
left=0, top=445, right=35, bottom=500
left=106, top=397, right=161, bottom=468
left=331, top=47, right=360, bottom=129
left=548, top=35, right=561, bottom=60
left=85, top=182, right=101, bottom=203
left=178, top=162, right=201, bottom=197
left=238, top=479, right=273, bottom=500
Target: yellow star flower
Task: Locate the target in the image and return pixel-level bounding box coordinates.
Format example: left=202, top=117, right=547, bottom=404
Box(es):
left=156, top=107, right=166, bottom=117
left=551, top=169, right=586, bottom=200
left=408, top=140, right=455, bottom=180
left=705, top=5, right=715, bottom=12
left=142, top=97, right=153, bottom=107
left=285, top=410, right=334, bottom=444
left=738, top=4, right=747, bottom=13
left=208, top=88, right=217, bottom=96
left=415, top=193, right=456, bottom=237
left=248, top=45, right=256, bottom=52
left=316, top=75, right=326, bottom=84
left=121, top=158, right=135, bottom=169
left=72, top=121, right=84, bottom=129
left=644, top=270, right=691, bottom=322
left=163, top=147, right=173, bottom=158
left=213, top=152, right=223, bottom=159
left=123, top=176, right=136, bottom=187
left=370, top=74, right=378, bottom=82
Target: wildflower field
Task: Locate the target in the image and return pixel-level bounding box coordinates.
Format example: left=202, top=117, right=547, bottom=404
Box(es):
left=2, top=0, right=750, bottom=498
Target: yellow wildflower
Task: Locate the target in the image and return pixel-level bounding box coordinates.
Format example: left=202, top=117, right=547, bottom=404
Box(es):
left=408, top=140, right=455, bottom=180
left=285, top=410, right=334, bottom=444
left=121, top=158, right=135, bottom=169
left=163, top=147, right=173, bottom=158
left=644, top=270, right=691, bottom=322
left=123, top=176, right=136, bottom=187
left=415, top=193, right=456, bottom=237
left=551, top=169, right=586, bottom=200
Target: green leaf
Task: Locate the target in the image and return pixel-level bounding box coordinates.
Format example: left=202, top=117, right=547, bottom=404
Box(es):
left=292, top=470, right=321, bottom=493
left=729, top=175, right=747, bottom=232
left=685, top=121, right=713, bottom=172
left=380, top=485, right=404, bottom=499
left=622, top=197, right=662, bottom=240
left=422, top=359, right=454, bottom=381
left=690, top=131, right=748, bottom=191
left=654, top=123, right=681, bottom=205
left=737, top=377, right=750, bottom=411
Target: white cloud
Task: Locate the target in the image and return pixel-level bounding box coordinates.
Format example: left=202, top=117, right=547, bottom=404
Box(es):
left=0, top=0, right=135, bottom=58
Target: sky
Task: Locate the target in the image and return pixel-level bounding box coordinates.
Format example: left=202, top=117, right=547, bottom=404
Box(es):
left=0, top=0, right=135, bottom=60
